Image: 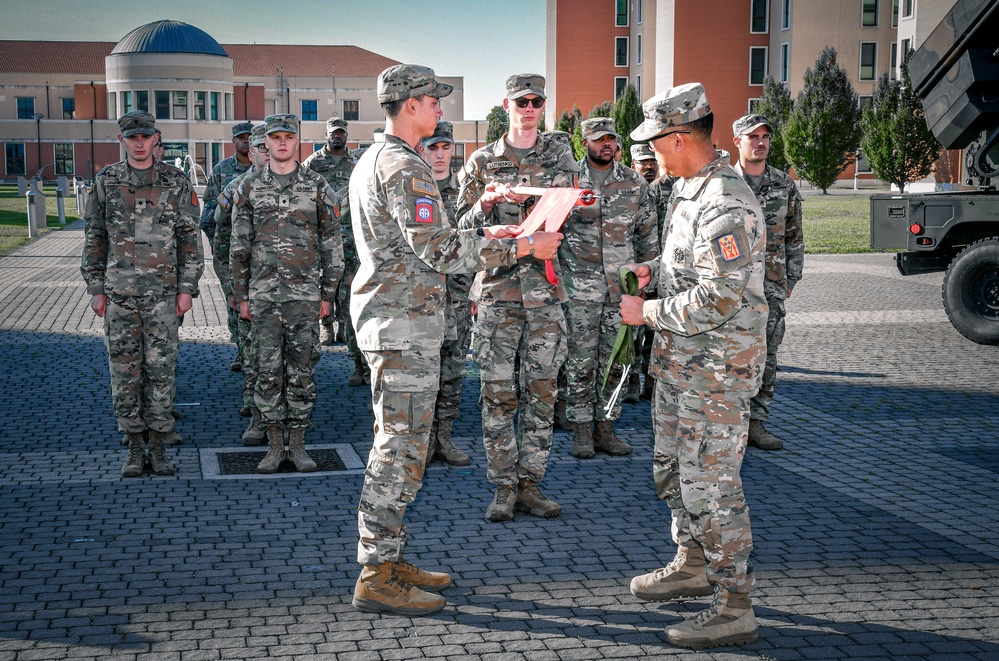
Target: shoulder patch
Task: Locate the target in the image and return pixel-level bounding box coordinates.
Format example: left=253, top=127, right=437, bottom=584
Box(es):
left=413, top=178, right=436, bottom=195
left=191, top=190, right=199, bottom=207
left=716, top=234, right=741, bottom=262
left=414, top=197, right=434, bottom=223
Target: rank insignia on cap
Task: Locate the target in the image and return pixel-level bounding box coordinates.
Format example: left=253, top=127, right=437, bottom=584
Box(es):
left=413, top=178, right=436, bottom=195
left=414, top=197, right=434, bottom=223
left=717, top=234, right=741, bottom=262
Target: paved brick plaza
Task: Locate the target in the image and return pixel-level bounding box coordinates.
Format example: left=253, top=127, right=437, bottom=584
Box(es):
left=0, top=222, right=996, bottom=660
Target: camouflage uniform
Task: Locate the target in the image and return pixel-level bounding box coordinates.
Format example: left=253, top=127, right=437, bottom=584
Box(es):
left=457, top=131, right=579, bottom=488
left=560, top=145, right=658, bottom=423
left=734, top=162, right=804, bottom=424
left=352, top=131, right=522, bottom=565
left=230, top=153, right=344, bottom=429
left=81, top=154, right=202, bottom=436
left=638, top=173, right=676, bottom=386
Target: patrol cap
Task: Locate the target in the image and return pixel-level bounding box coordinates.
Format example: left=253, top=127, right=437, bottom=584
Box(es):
left=630, top=82, right=712, bottom=142
left=377, top=64, right=453, bottom=103
left=326, top=117, right=348, bottom=133
left=630, top=142, right=656, bottom=161
left=581, top=117, right=616, bottom=141
left=264, top=114, right=300, bottom=136
left=732, top=113, right=772, bottom=137
left=542, top=130, right=571, bottom=146
left=506, top=73, right=546, bottom=100
left=422, top=121, right=454, bottom=147
left=118, top=111, right=156, bottom=138
left=232, top=121, right=254, bottom=138
left=249, top=124, right=266, bottom=148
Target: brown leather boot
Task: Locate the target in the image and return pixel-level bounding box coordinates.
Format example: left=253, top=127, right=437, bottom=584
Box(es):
left=242, top=408, right=266, bottom=446
left=630, top=544, right=714, bottom=601
left=515, top=478, right=561, bottom=518
left=121, top=432, right=146, bottom=478
left=665, top=587, right=758, bottom=649
left=434, top=418, right=470, bottom=466
left=147, top=430, right=175, bottom=476
left=395, top=556, right=451, bottom=591
left=593, top=420, right=632, bottom=455
left=570, top=422, right=595, bottom=458
left=352, top=562, right=446, bottom=615
left=748, top=420, right=784, bottom=450
left=484, top=484, right=517, bottom=522
left=287, top=428, right=317, bottom=472
left=347, top=356, right=366, bottom=387
left=257, top=425, right=285, bottom=474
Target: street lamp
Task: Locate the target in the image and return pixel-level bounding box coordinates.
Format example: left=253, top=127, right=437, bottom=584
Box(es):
left=32, top=113, right=44, bottom=177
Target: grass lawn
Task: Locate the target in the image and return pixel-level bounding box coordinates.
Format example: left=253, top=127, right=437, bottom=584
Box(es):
left=801, top=191, right=884, bottom=254
left=0, top=184, right=79, bottom=256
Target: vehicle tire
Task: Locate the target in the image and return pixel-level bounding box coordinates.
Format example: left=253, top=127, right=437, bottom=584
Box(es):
left=942, top=237, right=999, bottom=345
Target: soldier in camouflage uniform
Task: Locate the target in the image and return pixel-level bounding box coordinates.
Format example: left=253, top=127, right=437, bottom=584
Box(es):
left=213, top=124, right=269, bottom=443
left=231, top=114, right=344, bottom=474
left=350, top=64, right=563, bottom=616
left=560, top=118, right=658, bottom=459
left=303, top=117, right=362, bottom=360
left=81, top=111, right=203, bottom=478
left=620, top=84, right=767, bottom=649
left=732, top=114, right=804, bottom=451
left=457, top=74, right=579, bottom=523
left=422, top=121, right=473, bottom=467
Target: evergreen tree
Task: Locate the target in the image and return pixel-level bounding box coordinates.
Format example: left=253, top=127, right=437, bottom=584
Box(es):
left=554, top=105, right=584, bottom=134
left=860, top=60, right=940, bottom=193
left=588, top=101, right=613, bottom=118
left=613, top=85, right=643, bottom=165
left=784, top=47, right=862, bottom=193
left=486, top=104, right=508, bottom=143
left=754, top=76, right=794, bottom=173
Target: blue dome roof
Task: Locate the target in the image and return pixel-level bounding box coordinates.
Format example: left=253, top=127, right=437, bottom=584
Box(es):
left=111, top=20, right=228, bottom=57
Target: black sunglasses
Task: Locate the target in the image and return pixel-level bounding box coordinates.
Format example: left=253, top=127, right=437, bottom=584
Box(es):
left=514, top=97, right=545, bottom=109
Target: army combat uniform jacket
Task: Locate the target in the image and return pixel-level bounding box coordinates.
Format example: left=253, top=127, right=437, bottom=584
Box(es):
left=201, top=154, right=251, bottom=244
left=349, top=133, right=521, bottom=351
left=303, top=146, right=358, bottom=192
left=212, top=168, right=256, bottom=298
left=642, top=153, right=768, bottom=392
left=230, top=164, right=344, bottom=305
left=456, top=132, right=580, bottom=308
left=81, top=159, right=202, bottom=298
left=733, top=163, right=804, bottom=300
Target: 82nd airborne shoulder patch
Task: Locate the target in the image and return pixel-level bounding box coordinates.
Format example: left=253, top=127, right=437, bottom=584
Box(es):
left=414, top=197, right=434, bottom=223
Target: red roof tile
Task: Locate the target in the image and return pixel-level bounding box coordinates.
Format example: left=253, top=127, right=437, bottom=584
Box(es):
left=0, top=42, right=114, bottom=75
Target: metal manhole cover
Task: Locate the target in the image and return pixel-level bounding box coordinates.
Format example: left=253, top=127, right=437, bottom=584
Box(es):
left=218, top=448, right=347, bottom=475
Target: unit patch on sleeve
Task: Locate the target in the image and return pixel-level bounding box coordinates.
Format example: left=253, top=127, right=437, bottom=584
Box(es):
left=414, top=197, right=434, bottom=223
left=717, top=233, right=741, bottom=262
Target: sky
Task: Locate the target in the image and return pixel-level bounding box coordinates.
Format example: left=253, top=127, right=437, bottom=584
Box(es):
left=5, top=0, right=546, bottom=120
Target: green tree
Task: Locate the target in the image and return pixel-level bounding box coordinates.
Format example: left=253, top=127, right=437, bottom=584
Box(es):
left=588, top=101, right=613, bottom=118
left=753, top=76, right=794, bottom=173
left=860, top=61, right=940, bottom=193
left=486, top=104, right=508, bottom=143
left=613, top=84, right=643, bottom=165
left=784, top=47, right=862, bottom=193
left=555, top=105, right=584, bottom=134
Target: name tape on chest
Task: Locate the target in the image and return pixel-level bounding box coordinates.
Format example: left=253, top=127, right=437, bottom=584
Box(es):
left=485, top=160, right=516, bottom=171
left=414, top=197, right=434, bottom=223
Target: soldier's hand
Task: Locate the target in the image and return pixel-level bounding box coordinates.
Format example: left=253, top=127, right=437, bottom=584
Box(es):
left=320, top=301, right=332, bottom=319
left=176, top=293, right=193, bottom=317
left=239, top=301, right=250, bottom=321
left=483, top=224, right=520, bottom=239
left=620, top=294, right=646, bottom=326
left=227, top=293, right=237, bottom=310
left=518, top=231, right=563, bottom=260
left=90, top=294, right=107, bottom=318
left=623, top=262, right=653, bottom=290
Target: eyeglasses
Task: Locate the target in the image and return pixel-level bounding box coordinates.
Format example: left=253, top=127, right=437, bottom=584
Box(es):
left=654, top=129, right=691, bottom=140
left=255, top=146, right=268, bottom=153
left=514, top=97, right=545, bottom=109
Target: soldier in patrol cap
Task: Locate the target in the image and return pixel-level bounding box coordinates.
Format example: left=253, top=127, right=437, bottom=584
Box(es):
left=457, top=73, right=579, bottom=523
left=230, top=113, right=344, bottom=474
left=560, top=117, right=658, bottom=458
left=731, top=113, right=803, bottom=451
left=350, top=64, right=563, bottom=616
left=81, top=110, right=203, bottom=478
left=620, top=83, right=767, bottom=649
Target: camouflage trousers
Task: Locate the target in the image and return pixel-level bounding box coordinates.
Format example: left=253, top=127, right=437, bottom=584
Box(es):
left=327, top=263, right=360, bottom=358
left=226, top=304, right=239, bottom=345
left=357, top=348, right=440, bottom=565
left=473, top=303, right=566, bottom=486
left=248, top=300, right=321, bottom=428
left=103, top=294, right=180, bottom=435
left=749, top=296, right=786, bottom=423
left=238, top=314, right=255, bottom=409
left=563, top=300, right=625, bottom=423
left=435, top=296, right=472, bottom=422
left=652, top=381, right=755, bottom=594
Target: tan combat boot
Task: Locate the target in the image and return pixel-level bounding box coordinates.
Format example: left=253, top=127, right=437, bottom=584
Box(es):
left=242, top=408, right=266, bottom=446
left=121, top=431, right=146, bottom=478
left=484, top=484, right=517, bottom=522
left=515, top=478, right=561, bottom=518
left=570, top=422, right=595, bottom=459
left=347, top=356, right=366, bottom=387
left=287, top=428, right=317, bottom=472
left=665, top=587, right=758, bottom=649
left=630, top=544, right=714, bottom=601
left=352, top=562, right=446, bottom=615
left=147, top=430, right=175, bottom=476
left=395, top=556, right=451, bottom=591
left=162, top=429, right=183, bottom=445
left=748, top=420, right=783, bottom=450
left=593, top=420, right=632, bottom=455
left=434, top=419, right=470, bottom=466
left=257, top=425, right=286, bottom=474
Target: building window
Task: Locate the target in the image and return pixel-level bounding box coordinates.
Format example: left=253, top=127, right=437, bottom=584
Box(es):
left=154, top=91, right=170, bottom=120
left=122, top=91, right=133, bottom=114
left=343, top=100, right=359, bottom=121
left=210, top=92, right=220, bottom=120
left=858, top=95, right=873, bottom=111
left=301, top=99, right=318, bottom=121
left=211, top=143, right=221, bottom=166
left=862, top=0, right=878, bottom=27
left=748, top=98, right=762, bottom=113
left=108, top=93, right=116, bottom=119
left=637, top=34, right=642, bottom=64
left=750, top=47, right=768, bottom=85
left=890, top=42, right=898, bottom=79
left=54, top=143, right=73, bottom=175
left=616, top=0, right=628, bottom=26
left=782, top=0, right=791, bottom=29
left=225, top=93, right=232, bottom=120
left=16, top=98, right=35, bottom=119
left=62, top=98, right=75, bottom=119
left=891, top=0, right=899, bottom=26
left=636, top=74, right=642, bottom=99
left=860, top=42, right=877, bottom=80
left=615, top=37, right=629, bottom=67
left=637, top=0, right=643, bottom=23
left=173, top=91, right=187, bottom=120
left=901, top=38, right=911, bottom=59
left=751, top=0, right=768, bottom=33
left=615, top=77, right=628, bottom=99
left=856, top=148, right=872, bottom=172
left=902, top=0, right=912, bottom=18
left=780, top=43, right=790, bottom=83
left=135, top=91, right=149, bottom=112
left=5, top=144, right=25, bottom=175
left=194, top=92, right=206, bottom=120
